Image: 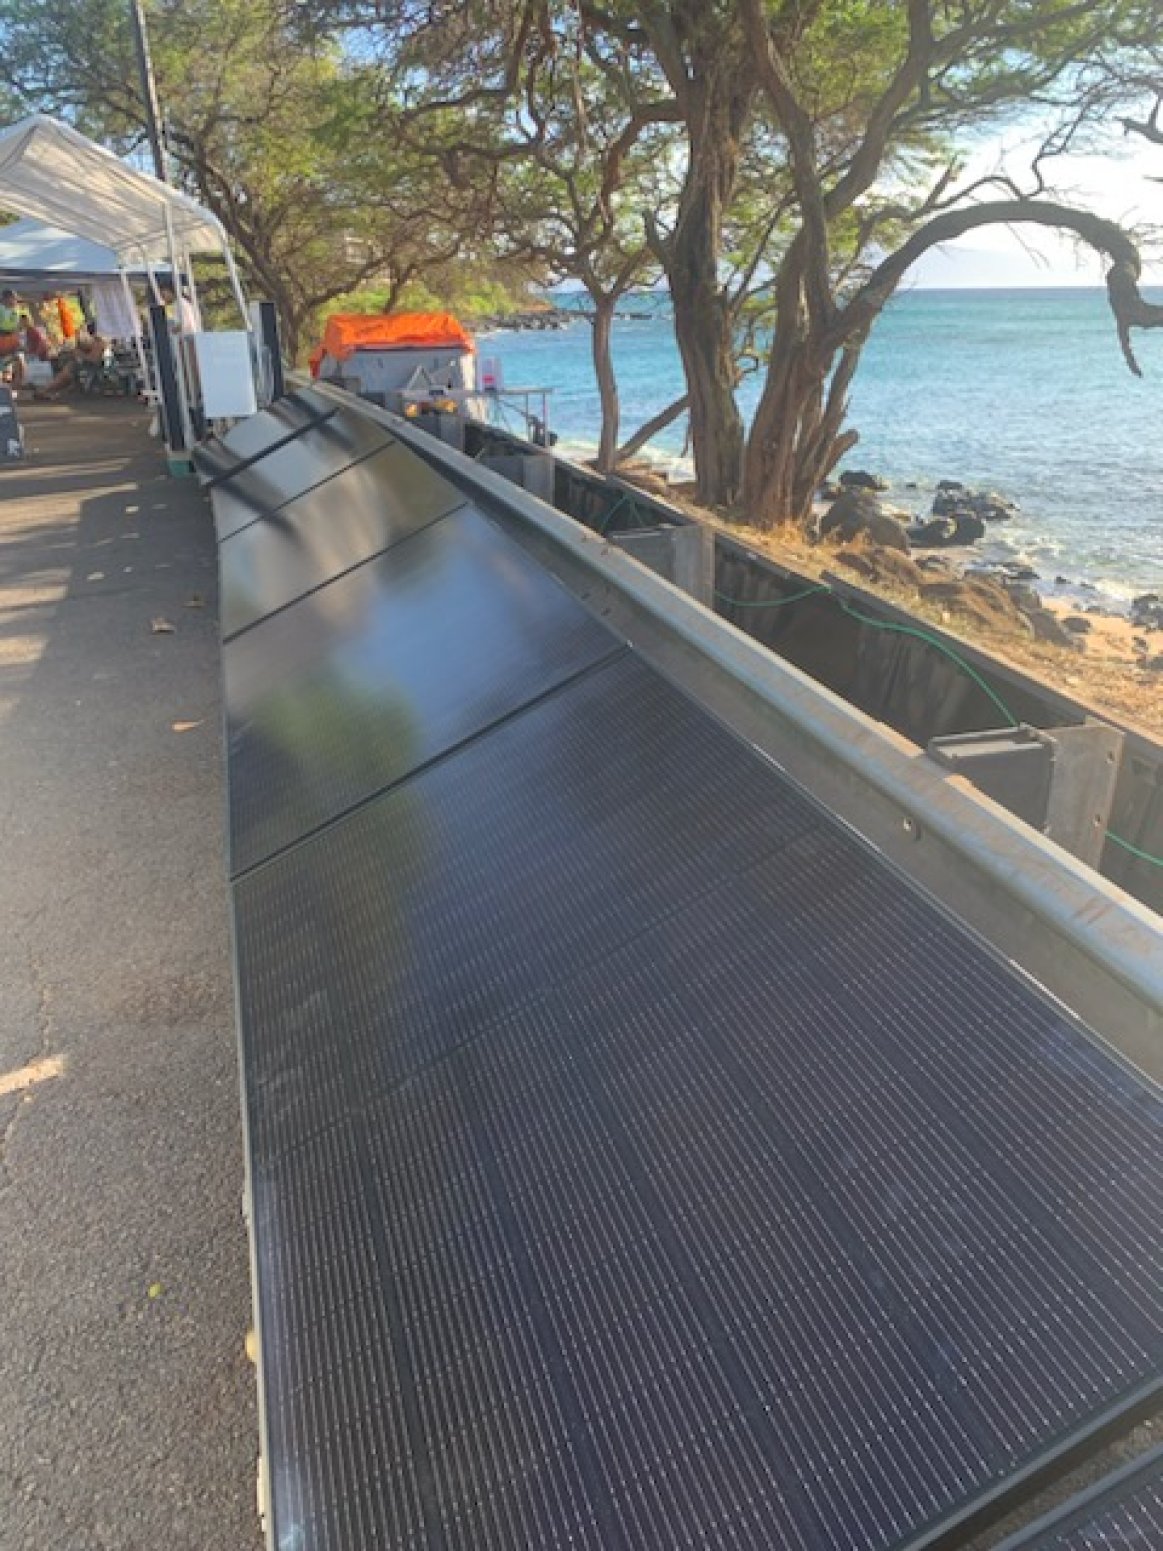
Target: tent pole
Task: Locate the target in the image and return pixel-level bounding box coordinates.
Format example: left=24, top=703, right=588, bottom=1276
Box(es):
left=221, top=240, right=251, bottom=329
left=162, top=202, right=196, bottom=455
left=119, top=266, right=148, bottom=392
left=144, top=254, right=163, bottom=306
left=182, top=250, right=204, bottom=331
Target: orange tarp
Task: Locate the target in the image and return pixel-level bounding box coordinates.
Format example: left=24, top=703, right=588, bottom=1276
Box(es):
left=314, top=311, right=474, bottom=367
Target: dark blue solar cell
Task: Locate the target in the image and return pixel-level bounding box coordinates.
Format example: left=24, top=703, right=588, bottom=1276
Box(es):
left=223, top=504, right=620, bottom=871
left=217, top=439, right=466, bottom=634
left=212, top=402, right=398, bottom=540
left=231, top=645, right=1163, bottom=1551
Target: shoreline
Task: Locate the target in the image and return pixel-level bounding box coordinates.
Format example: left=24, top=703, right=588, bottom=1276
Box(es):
left=549, top=424, right=1162, bottom=606
left=614, top=464, right=1163, bottom=739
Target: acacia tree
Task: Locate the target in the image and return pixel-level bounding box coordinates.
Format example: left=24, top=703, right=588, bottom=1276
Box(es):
left=325, top=0, right=765, bottom=500
left=0, top=0, right=488, bottom=357
left=735, top=0, right=1163, bottom=527
left=489, top=33, right=680, bottom=468
left=607, top=1, right=760, bottom=506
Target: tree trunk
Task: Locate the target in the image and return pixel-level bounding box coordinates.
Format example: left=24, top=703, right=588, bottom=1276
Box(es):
left=743, top=326, right=864, bottom=527
left=670, top=246, right=743, bottom=505
left=647, top=13, right=755, bottom=510
left=591, top=296, right=619, bottom=473
left=666, top=131, right=746, bottom=508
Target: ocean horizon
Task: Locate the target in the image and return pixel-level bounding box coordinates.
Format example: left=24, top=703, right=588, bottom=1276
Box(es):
left=486, top=286, right=1163, bottom=604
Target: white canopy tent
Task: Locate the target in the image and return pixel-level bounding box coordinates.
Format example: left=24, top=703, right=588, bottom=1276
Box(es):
left=0, top=115, right=258, bottom=454
left=0, top=115, right=224, bottom=266
left=0, top=217, right=138, bottom=282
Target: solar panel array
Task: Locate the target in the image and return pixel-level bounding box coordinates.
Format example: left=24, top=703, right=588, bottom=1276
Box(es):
left=996, top=1447, right=1163, bottom=1549
left=212, top=390, right=1163, bottom=1551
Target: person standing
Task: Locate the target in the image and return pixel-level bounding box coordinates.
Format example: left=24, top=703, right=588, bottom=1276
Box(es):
left=0, top=288, right=26, bottom=388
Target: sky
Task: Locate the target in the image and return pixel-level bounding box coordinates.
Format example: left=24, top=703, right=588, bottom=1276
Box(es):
left=911, top=132, right=1163, bottom=289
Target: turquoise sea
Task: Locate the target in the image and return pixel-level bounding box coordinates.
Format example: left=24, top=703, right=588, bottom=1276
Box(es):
left=485, top=288, right=1163, bottom=604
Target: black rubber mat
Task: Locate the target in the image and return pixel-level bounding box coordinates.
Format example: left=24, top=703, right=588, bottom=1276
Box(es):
left=213, top=408, right=399, bottom=542
left=224, top=505, right=622, bottom=872
left=219, top=441, right=466, bottom=637
left=996, top=1447, right=1163, bottom=1547
left=232, top=650, right=1163, bottom=1551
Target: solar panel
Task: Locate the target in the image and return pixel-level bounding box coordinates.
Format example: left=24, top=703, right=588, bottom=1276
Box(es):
left=223, top=505, right=623, bottom=873
left=995, top=1447, right=1163, bottom=1548
left=213, top=408, right=398, bottom=542
left=218, top=389, right=330, bottom=461
left=191, top=439, right=240, bottom=483
left=232, top=651, right=1163, bottom=1551
left=218, top=441, right=466, bottom=637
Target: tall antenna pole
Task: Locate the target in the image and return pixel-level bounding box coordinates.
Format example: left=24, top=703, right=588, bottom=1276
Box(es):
left=128, top=0, right=168, bottom=183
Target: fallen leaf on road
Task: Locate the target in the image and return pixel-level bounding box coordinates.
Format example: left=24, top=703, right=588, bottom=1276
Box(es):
left=150, top=617, right=175, bottom=634
left=147, top=1282, right=164, bottom=1300
left=171, top=720, right=203, bottom=733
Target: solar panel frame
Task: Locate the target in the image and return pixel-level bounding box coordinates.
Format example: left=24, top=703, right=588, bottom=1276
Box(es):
left=991, top=1445, right=1163, bottom=1550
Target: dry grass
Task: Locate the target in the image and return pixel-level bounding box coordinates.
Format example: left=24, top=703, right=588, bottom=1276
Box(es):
left=622, top=471, right=1163, bottom=739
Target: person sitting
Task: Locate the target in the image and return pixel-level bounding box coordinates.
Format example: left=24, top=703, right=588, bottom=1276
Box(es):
left=20, top=315, right=50, bottom=362
left=32, top=325, right=109, bottom=400
left=0, top=288, right=26, bottom=388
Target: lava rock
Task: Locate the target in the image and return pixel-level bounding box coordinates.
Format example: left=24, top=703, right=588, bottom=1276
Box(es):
left=932, top=487, right=1018, bottom=521
left=1025, top=607, right=1083, bottom=649
left=834, top=543, right=925, bottom=591
left=817, top=489, right=910, bottom=552
left=936, top=479, right=965, bottom=492
left=907, top=511, right=986, bottom=547
left=1061, top=615, right=1092, bottom=634
left=918, top=576, right=1030, bottom=635
left=1002, top=582, right=1043, bottom=613
left=838, top=469, right=889, bottom=492
left=833, top=548, right=877, bottom=580
left=1131, top=593, right=1163, bottom=630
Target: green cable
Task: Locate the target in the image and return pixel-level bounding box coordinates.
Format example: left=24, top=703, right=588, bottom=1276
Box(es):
left=833, top=597, right=1021, bottom=730
left=714, top=582, right=829, bottom=610
left=596, top=492, right=637, bottom=535
left=714, top=576, right=1163, bottom=869
left=1105, top=832, right=1163, bottom=869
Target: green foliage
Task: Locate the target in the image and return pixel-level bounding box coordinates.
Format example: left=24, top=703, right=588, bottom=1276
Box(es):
left=322, top=271, right=541, bottom=327
left=0, top=0, right=499, bottom=356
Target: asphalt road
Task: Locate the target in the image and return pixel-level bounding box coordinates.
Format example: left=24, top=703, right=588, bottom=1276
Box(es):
left=0, top=399, right=259, bottom=1550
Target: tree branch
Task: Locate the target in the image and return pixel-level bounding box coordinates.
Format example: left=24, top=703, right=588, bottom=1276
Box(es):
left=615, top=393, right=690, bottom=464
left=839, top=199, right=1163, bottom=375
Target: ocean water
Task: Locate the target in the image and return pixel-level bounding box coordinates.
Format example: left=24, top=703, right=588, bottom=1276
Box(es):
left=484, top=288, right=1163, bottom=605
